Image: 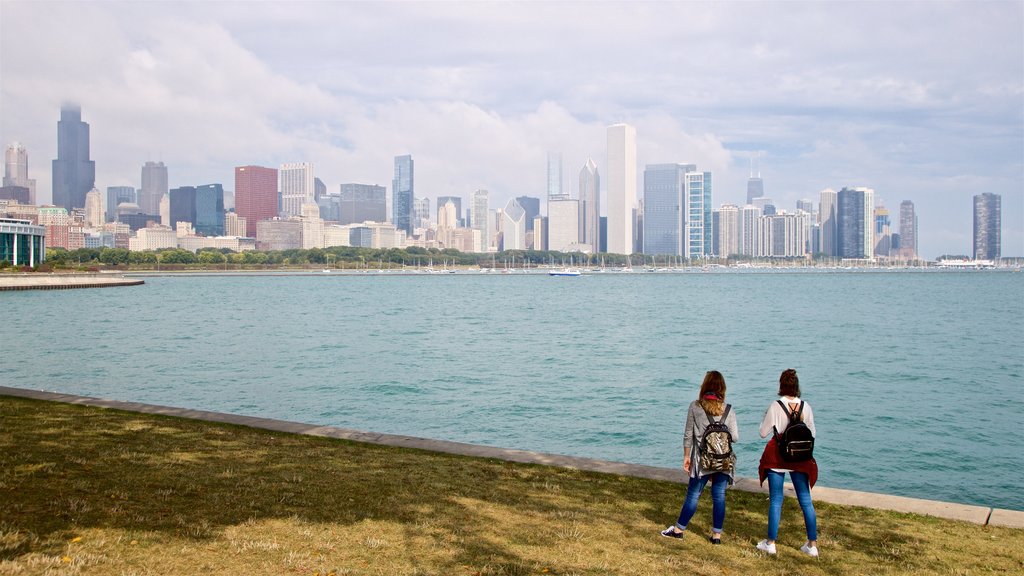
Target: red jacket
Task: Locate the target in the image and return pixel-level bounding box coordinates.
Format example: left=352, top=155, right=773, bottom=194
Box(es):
left=758, top=437, right=818, bottom=488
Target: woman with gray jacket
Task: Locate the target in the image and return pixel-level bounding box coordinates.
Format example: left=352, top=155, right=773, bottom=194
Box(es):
left=661, top=370, right=740, bottom=544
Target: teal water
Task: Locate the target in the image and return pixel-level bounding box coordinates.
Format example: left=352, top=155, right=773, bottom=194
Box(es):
left=3, top=271, right=1022, bottom=510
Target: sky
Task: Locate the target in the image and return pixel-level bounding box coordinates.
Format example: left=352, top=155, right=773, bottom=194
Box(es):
left=1, top=0, right=1022, bottom=259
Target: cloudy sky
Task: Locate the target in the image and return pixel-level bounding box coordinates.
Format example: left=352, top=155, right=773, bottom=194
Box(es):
left=1, top=1, right=1021, bottom=258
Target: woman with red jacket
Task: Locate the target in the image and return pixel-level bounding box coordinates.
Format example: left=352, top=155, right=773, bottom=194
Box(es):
left=756, top=368, right=819, bottom=557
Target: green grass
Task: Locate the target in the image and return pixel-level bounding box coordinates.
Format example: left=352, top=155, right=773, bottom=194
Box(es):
left=1, top=396, right=1021, bottom=575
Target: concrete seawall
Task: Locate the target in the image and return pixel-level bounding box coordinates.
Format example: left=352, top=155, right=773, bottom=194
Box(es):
left=3, top=385, right=1021, bottom=529
left=0, top=274, right=144, bottom=291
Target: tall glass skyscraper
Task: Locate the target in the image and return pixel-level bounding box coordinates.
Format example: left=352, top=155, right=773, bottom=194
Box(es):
left=898, top=200, right=917, bottom=259
left=169, top=186, right=197, bottom=232
left=515, top=195, right=540, bottom=232
left=340, top=183, right=386, bottom=225
left=51, top=104, right=95, bottom=211
left=547, top=151, right=566, bottom=200
left=685, top=171, right=713, bottom=259
left=642, top=163, right=691, bottom=256
left=195, top=184, right=225, bottom=236
left=973, top=193, right=1001, bottom=260
left=471, top=189, right=490, bottom=250
left=836, top=187, right=875, bottom=259
left=392, top=155, right=414, bottom=235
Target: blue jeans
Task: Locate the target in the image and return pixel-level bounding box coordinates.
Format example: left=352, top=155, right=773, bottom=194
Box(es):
left=674, top=473, right=728, bottom=533
left=766, top=470, right=817, bottom=541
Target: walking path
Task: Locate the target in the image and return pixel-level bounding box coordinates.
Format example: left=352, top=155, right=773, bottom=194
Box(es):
left=3, top=385, right=1021, bottom=529
left=0, top=274, right=143, bottom=290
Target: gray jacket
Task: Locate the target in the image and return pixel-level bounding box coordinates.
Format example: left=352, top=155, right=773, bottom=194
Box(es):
left=683, top=399, right=740, bottom=482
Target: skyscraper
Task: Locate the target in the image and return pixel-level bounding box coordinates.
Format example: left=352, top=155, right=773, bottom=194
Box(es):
left=85, top=188, right=103, bottom=227
left=818, top=188, right=837, bottom=257
left=547, top=151, right=566, bottom=200
left=471, top=189, right=490, bottom=250
left=51, top=104, right=95, bottom=211
left=194, top=184, right=225, bottom=236
left=607, top=123, right=637, bottom=255
left=713, top=204, right=739, bottom=258
left=4, top=143, right=36, bottom=204
left=139, top=161, right=168, bottom=216
left=413, top=197, right=430, bottom=229
left=169, top=186, right=197, bottom=232
left=642, top=163, right=691, bottom=256
left=502, top=198, right=527, bottom=250
left=106, top=186, right=136, bottom=223
left=280, top=162, right=315, bottom=217
left=235, top=165, right=278, bottom=238
left=510, top=196, right=537, bottom=234
left=548, top=198, right=580, bottom=252
left=746, top=176, right=764, bottom=205
left=874, top=205, right=892, bottom=257
left=685, top=171, right=713, bottom=259
left=578, top=158, right=600, bottom=253
left=836, top=187, right=874, bottom=259
left=973, top=193, right=1001, bottom=260
left=392, top=155, right=414, bottom=235
left=738, top=204, right=761, bottom=257
left=898, top=200, right=918, bottom=259
left=340, top=183, right=386, bottom=225
left=437, top=196, right=463, bottom=227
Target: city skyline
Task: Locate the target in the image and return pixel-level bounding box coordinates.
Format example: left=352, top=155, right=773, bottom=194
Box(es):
left=1, top=2, right=1021, bottom=259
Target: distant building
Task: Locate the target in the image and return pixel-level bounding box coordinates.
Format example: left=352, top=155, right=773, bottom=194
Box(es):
left=515, top=195, right=540, bottom=233
left=874, top=205, right=892, bottom=257
left=578, top=158, right=600, bottom=253
left=607, top=123, right=637, bottom=255
left=279, top=162, right=314, bottom=217
left=84, top=188, right=103, bottom=227
left=300, top=202, right=324, bottom=249
left=317, top=193, right=341, bottom=222
left=746, top=175, right=764, bottom=205
left=129, top=225, right=177, bottom=251
left=169, top=186, right=197, bottom=233
left=194, top=184, right=225, bottom=236
left=471, top=189, right=490, bottom=251
left=547, top=198, right=580, bottom=252
left=51, top=104, right=95, bottom=211
left=819, top=188, right=837, bottom=257
left=713, top=204, right=739, bottom=258
left=224, top=211, right=247, bottom=237
left=106, top=186, right=136, bottom=223
left=413, top=197, right=430, bottom=230
left=0, top=186, right=31, bottom=204
left=392, top=155, right=414, bottom=235
left=4, top=143, right=36, bottom=204
left=685, top=171, right=713, bottom=259
left=973, top=193, right=1001, bottom=260
left=340, top=183, right=386, bottom=225
left=256, top=218, right=302, bottom=251
left=757, top=211, right=810, bottom=258
left=898, top=200, right=918, bottom=259
left=738, top=204, right=761, bottom=257
left=836, top=187, right=875, bottom=259
left=235, top=165, right=278, bottom=237
left=547, top=151, right=565, bottom=199
left=0, top=218, right=46, bottom=266
left=643, top=163, right=692, bottom=256
left=139, top=161, right=168, bottom=216
left=437, top=196, right=463, bottom=227
left=501, top=198, right=527, bottom=250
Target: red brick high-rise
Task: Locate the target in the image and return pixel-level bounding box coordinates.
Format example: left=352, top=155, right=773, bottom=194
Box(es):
left=235, top=166, right=278, bottom=238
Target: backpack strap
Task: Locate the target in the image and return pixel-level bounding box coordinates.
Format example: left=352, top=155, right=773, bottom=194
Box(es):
left=720, top=404, right=731, bottom=423
left=777, top=399, right=802, bottom=423
left=795, top=401, right=804, bottom=421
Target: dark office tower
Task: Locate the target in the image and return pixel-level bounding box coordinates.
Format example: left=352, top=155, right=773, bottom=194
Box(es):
left=973, top=193, right=1001, bottom=260
left=139, top=161, right=168, bottom=215
left=169, top=186, right=197, bottom=231
left=437, top=196, right=463, bottom=227
left=746, top=176, right=764, bottom=205
left=392, top=154, right=414, bottom=235
left=515, top=196, right=540, bottom=232
left=898, top=200, right=917, bottom=259
left=339, top=183, right=386, bottom=224
left=836, top=187, right=875, bottom=259
left=235, top=165, right=278, bottom=238
left=642, top=163, right=688, bottom=256
left=106, top=186, right=136, bottom=222
left=51, top=104, right=96, bottom=211
left=195, top=184, right=225, bottom=236
left=314, top=177, right=326, bottom=203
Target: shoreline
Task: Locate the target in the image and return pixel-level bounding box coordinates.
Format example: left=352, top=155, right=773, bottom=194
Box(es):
left=0, top=273, right=144, bottom=290
left=3, top=385, right=1020, bottom=529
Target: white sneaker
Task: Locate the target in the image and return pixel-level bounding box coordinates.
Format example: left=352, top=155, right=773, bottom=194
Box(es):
left=800, top=542, right=819, bottom=557
left=756, top=539, right=777, bottom=555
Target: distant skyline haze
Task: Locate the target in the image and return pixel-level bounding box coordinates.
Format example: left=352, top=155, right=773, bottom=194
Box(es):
left=0, top=0, right=1021, bottom=258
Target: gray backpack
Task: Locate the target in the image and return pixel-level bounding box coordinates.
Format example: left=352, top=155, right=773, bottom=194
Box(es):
left=697, top=404, right=736, bottom=473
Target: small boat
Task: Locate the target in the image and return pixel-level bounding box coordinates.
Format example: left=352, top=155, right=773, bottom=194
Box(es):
left=549, top=268, right=582, bottom=277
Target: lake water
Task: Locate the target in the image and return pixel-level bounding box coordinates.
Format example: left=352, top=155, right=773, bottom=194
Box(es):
left=4, top=270, right=1022, bottom=510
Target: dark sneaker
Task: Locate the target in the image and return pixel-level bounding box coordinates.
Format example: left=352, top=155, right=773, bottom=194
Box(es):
left=709, top=535, right=722, bottom=544
left=660, top=527, right=684, bottom=539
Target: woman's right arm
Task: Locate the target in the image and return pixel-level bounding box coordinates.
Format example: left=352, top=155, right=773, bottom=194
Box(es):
left=759, top=402, right=775, bottom=438
left=682, top=404, right=695, bottom=471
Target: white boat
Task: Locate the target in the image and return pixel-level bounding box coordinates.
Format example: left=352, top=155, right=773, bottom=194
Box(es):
left=549, top=268, right=582, bottom=277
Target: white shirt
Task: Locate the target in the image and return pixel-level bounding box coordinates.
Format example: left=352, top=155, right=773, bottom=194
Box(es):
left=759, top=396, right=816, bottom=439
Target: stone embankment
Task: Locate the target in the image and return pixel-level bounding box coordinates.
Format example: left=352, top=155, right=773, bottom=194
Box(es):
left=0, top=274, right=144, bottom=291
left=1, top=385, right=1021, bottom=529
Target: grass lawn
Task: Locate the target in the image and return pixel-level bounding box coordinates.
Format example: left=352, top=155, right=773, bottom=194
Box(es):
left=1, top=395, right=1021, bottom=575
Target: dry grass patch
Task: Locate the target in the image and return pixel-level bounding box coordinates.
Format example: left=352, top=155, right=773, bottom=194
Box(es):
left=1, top=395, right=1022, bottom=575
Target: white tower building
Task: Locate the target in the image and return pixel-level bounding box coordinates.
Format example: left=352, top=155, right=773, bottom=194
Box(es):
left=606, top=123, right=636, bottom=255
left=280, top=162, right=315, bottom=218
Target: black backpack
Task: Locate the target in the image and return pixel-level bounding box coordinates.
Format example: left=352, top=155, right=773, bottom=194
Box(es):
left=773, top=400, right=815, bottom=462
left=697, top=404, right=736, bottom=473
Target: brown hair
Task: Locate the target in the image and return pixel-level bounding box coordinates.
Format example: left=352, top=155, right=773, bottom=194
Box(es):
left=698, top=370, right=727, bottom=416
left=778, top=368, right=800, bottom=397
